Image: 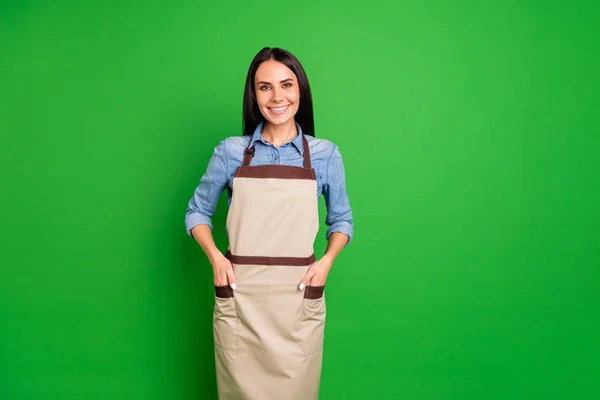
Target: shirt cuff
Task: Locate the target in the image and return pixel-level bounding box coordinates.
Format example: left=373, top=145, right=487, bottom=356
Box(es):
left=326, top=222, right=353, bottom=246
left=185, top=213, right=213, bottom=237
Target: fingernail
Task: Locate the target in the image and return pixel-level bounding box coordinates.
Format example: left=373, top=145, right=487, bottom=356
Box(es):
left=231, top=283, right=237, bottom=290
left=299, top=283, right=305, bottom=290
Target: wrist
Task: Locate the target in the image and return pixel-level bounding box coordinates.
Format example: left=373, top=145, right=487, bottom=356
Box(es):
left=320, top=254, right=334, bottom=268
left=207, top=250, right=226, bottom=266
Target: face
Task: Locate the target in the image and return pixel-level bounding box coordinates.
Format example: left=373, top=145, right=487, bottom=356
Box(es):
left=254, top=60, right=300, bottom=127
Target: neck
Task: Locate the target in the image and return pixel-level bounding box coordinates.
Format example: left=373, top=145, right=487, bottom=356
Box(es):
left=261, top=120, right=298, bottom=147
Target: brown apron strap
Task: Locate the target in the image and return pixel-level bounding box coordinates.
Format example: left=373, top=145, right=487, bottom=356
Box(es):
left=242, top=133, right=311, bottom=168
left=302, top=135, right=311, bottom=169
left=226, top=250, right=316, bottom=266
left=242, top=146, right=255, bottom=166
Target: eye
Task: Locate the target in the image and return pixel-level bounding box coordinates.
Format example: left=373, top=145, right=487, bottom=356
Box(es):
left=259, top=85, right=271, bottom=91
left=283, top=83, right=292, bottom=88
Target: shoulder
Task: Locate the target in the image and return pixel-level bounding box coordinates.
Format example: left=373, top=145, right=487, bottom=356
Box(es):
left=305, top=135, right=339, bottom=162
left=221, top=135, right=251, bottom=149
left=213, top=135, right=251, bottom=157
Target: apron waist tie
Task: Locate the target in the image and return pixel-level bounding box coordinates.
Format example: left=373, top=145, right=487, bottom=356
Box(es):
left=225, top=250, right=316, bottom=266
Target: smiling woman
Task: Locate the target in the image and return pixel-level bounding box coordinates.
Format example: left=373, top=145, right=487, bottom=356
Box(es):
left=186, top=48, right=353, bottom=400
left=185, top=47, right=354, bottom=400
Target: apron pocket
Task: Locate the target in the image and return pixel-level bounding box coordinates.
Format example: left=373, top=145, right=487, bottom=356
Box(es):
left=213, top=286, right=238, bottom=352
left=301, top=286, right=326, bottom=357
left=304, top=285, right=324, bottom=299
left=214, top=285, right=234, bottom=299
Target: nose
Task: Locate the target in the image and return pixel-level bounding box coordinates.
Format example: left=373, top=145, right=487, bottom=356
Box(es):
left=271, top=87, right=283, bottom=103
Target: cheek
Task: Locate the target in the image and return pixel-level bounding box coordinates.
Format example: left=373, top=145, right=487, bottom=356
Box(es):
left=289, top=91, right=300, bottom=110
left=291, top=89, right=300, bottom=103
left=256, top=92, right=268, bottom=107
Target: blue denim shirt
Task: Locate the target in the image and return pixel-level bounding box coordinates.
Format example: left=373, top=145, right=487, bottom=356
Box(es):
left=185, top=122, right=354, bottom=245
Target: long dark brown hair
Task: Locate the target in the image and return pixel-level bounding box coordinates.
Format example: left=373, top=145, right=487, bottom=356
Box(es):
left=242, top=47, right=315, bottom=137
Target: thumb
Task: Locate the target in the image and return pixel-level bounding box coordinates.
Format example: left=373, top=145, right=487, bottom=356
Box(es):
left=299, top=270, right=315, bottom=290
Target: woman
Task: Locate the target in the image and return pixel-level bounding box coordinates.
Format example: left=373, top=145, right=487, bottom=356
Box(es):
left=185, top=47, right=353, bottom=400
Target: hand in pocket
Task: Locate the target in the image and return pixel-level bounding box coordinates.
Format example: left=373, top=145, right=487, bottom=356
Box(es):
left=298, top=258, right=331, bottom=290
left=212, top=256, right=236, bottom=290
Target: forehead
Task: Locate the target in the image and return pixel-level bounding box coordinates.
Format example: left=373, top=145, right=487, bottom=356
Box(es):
left=255, top=60, right=297, bottom=82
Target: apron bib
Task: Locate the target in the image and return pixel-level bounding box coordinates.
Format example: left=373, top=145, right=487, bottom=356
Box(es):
left=213, top=135, right=326, bottom=400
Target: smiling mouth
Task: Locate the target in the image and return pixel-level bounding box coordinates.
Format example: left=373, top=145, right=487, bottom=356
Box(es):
left=268, top=105, right=290, bottom=115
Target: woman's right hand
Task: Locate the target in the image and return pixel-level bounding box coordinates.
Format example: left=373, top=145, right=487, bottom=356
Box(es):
left=212, top=255, right=236, bottom=289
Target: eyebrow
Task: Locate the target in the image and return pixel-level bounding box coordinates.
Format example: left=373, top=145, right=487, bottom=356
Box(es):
left=256, top=78, right=294, bottom=85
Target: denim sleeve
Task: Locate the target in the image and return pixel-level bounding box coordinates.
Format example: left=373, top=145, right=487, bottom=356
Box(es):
left=184, top=140, right=229, bottom=237
left=323, top=145, right=354, bottom=245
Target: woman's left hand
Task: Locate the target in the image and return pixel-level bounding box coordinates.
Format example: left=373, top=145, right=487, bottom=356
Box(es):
left=299, top=257, right=333, bottom=289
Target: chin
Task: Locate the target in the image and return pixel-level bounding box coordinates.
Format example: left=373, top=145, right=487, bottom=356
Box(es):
left=262, top=113, right=292, bottom=126
left=268, top=117, right=293, bottom=125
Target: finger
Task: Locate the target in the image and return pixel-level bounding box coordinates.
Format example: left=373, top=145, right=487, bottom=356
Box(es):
left=299, top=270, right=315, bottom=290
left=219, top=267, right=229, bottom=286
left=311, top=276, right=326, bottom=287
left=214, top=269, right=225, bottom=286
left=226, top=267, right=237, bottom=290
left=215, top=272, right=227, bottom=286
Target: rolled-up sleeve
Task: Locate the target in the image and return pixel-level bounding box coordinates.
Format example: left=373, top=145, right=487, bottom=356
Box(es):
left=323, top=145, right=354, bottom=245
left=185, top=140, right=229, bottom=237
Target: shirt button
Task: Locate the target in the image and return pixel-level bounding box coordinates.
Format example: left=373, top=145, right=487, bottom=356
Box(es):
left=275, top=156, right=279, bottom=160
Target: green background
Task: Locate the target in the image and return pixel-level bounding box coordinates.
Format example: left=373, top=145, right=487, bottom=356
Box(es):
left=1, top=0, right=599, bottom=399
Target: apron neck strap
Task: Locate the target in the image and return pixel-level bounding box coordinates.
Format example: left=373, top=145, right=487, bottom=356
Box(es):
left=241, top=134, right=312, bottom=168
left=301, top=135, right=311, bottom=168
left=242, top=146, right=255, bottom=167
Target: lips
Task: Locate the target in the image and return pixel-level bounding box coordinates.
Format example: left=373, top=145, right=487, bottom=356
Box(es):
left=268, top=105, right=290, bottom=115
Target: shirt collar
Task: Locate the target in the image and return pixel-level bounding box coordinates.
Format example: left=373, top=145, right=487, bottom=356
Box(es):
left=249, top=121, right=305, bottom=155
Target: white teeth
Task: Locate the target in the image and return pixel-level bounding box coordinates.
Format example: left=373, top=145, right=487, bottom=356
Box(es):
left=270, top=106, right=288, bottom=111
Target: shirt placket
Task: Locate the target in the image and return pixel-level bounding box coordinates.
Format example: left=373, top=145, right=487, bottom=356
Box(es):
left=272, top=146, right=281, bottom=164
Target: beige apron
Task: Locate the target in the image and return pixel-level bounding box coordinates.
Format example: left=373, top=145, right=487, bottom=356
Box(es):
left=213, top=135, right=326, bottom=400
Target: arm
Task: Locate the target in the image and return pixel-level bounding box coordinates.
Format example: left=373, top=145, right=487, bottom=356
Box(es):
left=191, top=225, right=236, bottom=288
left=323, top=145, right=353, bottom=246
left=185, top=141, right=228, bottom=236
left=299, top=145, right=354, bottom=289
left=185, top=141, right=236, bottom=288
left=321, top=232, right=349, bottom=267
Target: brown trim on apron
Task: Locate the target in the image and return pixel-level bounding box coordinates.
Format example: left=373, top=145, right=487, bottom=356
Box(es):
left=235, top=165, right=316, bottom=180
left=303, top=285, right=325, bottom=299
left=225, top=250, right=316, bottom=266
left=215, top=285, right=234, bottom=298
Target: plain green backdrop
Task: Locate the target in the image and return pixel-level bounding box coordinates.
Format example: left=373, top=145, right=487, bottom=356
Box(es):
left=1, top=0, right=599, bottom=399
